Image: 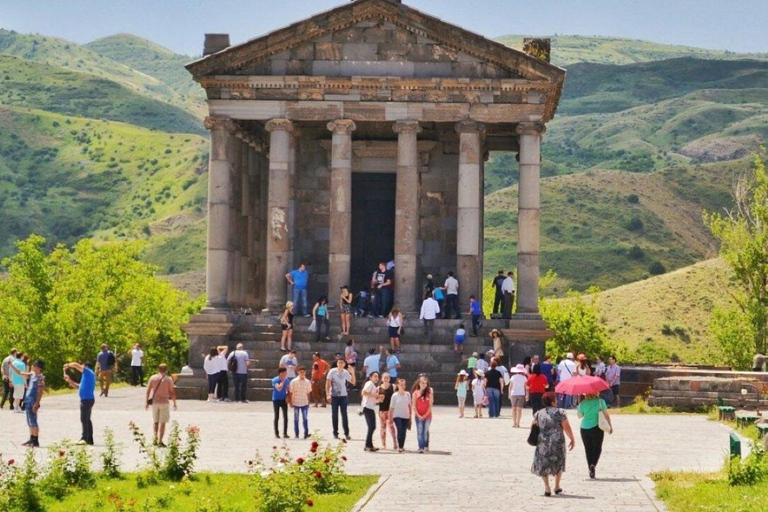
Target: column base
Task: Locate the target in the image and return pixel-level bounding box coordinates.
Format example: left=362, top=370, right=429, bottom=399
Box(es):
left=500, top=317, right=552, bottom=366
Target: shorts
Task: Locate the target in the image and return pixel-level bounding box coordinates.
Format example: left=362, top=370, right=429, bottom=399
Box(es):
left=341, top=304, right=352, bottom=314
left=25, top=405, right=38, bottom=429
left=13, top=386, right=25, bottom=401
left=455, top=336, right=465, bottom=345
left=388, top=326, right=400, bottom=338
left=152, top=403, right=171, bottom=423
left=281, top=323, right=292, bottom=331
left=510, top=395, right=525, bottom=408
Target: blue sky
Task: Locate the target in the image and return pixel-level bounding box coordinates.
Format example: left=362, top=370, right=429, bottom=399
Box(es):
left=2, top=0, right=766, bottom=56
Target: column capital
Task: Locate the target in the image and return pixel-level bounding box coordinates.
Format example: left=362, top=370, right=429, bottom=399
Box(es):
left=204, top=116, right=237, bottom=134
left=455, top=120, right=485, bottom=135
left=327, top=119, right=357, bottom=135
left=516, top=122, right=546, bottom=136
left=265, top=118, right=295, bottom=133
left=393, top=119, right=423, bottom=135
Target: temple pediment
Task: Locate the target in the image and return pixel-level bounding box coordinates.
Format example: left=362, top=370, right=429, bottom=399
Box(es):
left=187, top=0, right=564, bottom=86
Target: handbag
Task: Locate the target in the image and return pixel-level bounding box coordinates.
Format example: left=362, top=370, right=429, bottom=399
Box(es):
left=308, top=319, right=317, bottom=332
left=527, top=423, right=540, bottom=446
left=598, top=403, right=612, bottom=433
left=146, top=376, right=165, bottom=406
left=481, top=391, right=489, bottom=407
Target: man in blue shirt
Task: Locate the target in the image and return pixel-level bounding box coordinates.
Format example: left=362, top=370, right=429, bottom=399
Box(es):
left=96, top=344, right=117, bottom=397
left=63, top=361, right=97, bottom=445
left=271, top=367, right=291, bottom=439
left=285, top=263, right=310, bottom=317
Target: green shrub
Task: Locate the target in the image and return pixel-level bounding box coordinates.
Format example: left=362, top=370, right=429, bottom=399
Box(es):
left=728, top=445, right=766, bottom=486
left=41, top=440, right=96, bottom=499
left=628, top=244, right=645, bottom=260
left=625, top=217, right=644, bottom=231
left=649, top=261, right=666, bottom=275
left=101, top=428, right=123, bottom=479
left=626, top=194, right=640, bottom=204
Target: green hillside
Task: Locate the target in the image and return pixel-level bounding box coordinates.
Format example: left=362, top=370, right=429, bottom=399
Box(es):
left=85, top=34, right=205, bottom=117
left=0, top=29, right=195, bottom=115
left=484, top=159, right=745, bottom=291
left=0, top=105, right=208, bottom=272
left=497, top=34, right=768, bottom=67
left=0, top=55, right=204, bottom=134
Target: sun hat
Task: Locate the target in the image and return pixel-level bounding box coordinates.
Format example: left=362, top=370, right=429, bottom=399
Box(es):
left=486, top=350, right=495, bottom=356
left=511, top=364, right=525, bottom=373
left=427, top=274, right=433, bottom=279
left=567, top=352, right=575, bottom=360
left=472, top=352, right=478, bottom=358
left=577, top=353, right=587, bottom=361
left=458, top=370, right=468, bottom=376
left=475, top=369, right=485, bottom=377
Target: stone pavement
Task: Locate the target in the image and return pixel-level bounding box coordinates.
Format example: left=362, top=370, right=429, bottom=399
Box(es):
left=0, top=387, right=731, bottom=511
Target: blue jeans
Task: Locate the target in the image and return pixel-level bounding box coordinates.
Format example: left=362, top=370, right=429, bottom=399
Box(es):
left=331, top=396, right=349, bottom=437
left=293, top=287, right=308, bottom=316
left=415, top=417, right=431, bottom=450
left=379, top=288, right=393, bottom=316
left=293, top=405, right=309, bottom=437
left=233, top=373, right=248, bottom=402
left=487, top=387, right=501, bottom=417
left=557, top=392, right=573, bottom=409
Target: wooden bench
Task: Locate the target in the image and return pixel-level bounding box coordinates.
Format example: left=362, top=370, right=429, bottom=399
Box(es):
left=736, top=411, right=760, bottom=428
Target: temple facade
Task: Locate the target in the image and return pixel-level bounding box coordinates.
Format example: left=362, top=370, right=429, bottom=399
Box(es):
left=185, top=0, right=565, bottom=317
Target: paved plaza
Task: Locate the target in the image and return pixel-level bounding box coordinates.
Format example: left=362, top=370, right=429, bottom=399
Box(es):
left=0, top=387, right=731, bottom=511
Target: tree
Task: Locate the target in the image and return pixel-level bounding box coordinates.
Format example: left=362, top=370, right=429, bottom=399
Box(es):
left=540, top=287, right=614, bottom=359
left=704, top=151, right=768, bottom=362
left=0, top=235, right=204, bottom=387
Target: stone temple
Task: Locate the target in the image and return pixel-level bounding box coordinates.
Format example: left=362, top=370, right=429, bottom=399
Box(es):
left=179, top=0, right=565, bottom=401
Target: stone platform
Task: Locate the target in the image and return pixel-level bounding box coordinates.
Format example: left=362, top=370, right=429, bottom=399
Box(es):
left=178, top=311, right=550, bottom=404
left=649, top=375, right=768, bottom=410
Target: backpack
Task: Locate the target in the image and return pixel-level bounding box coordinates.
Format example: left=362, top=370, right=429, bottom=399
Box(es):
left=228, top=353, right=238, bottom=373
left=107, top=352, right=116, bottom=367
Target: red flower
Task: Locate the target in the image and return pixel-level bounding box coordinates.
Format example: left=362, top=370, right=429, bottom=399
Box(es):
left=296, top=457, right=304, bottom=465
left=323, top=457, right=330, bottom=464
left=341, top=456, right=347, bottom=461
left=309, top=445, right=318, bottom=453
left=7, top=459, right=14, bottom=466
left=58, top=450, right=66, bottom=457
left=311, top=441, right=319, bottom=449
left=306, top=499, right=314, bottom=507
left=314, top=470, right=322, bottom=479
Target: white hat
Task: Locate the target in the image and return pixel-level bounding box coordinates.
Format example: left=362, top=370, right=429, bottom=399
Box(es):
left=567, top=352, right=575, bottom=360
left=475, top=369, right=485, bottom=377
left=511, top=364, right=525, bottom=373
left=458, top=370, right=468, bottom=376
left=486, top=350, right=495, bottom=356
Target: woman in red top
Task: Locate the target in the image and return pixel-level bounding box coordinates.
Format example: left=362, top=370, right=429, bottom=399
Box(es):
left=526, top=365, right=549, bottom=414
left=412, top=374, right=433, bottom=454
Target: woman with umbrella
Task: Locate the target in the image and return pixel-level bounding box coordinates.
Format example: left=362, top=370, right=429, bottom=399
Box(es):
left=556, top=376, right=613, bottom=479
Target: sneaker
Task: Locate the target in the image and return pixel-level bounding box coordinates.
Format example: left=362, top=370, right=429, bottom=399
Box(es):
left=283, top=433, right=290, bottom=439
left=418, top=449, right=424, bottom=454
left=344, top=435, right=351, bottom=441
left=76, top=440, right=88, bottom=445
left=21, top=440, right=33, bottom=446
left=241, top=400, right=249, bottom=404
left=333, top=435, right=339, bottom=440
left=589, top=465, right=596, bottom=479
left=304, top=433, right=310, bottom=439
left=157, top=442, right=167, bottom=448
left=275, top=433, right=281, bottom=439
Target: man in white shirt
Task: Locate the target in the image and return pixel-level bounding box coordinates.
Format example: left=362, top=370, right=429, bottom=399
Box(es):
left=556, top=352, right=577, bottom=408
left=362, top=348, right=381, bottom=377
left=443, top=271, right=461, bottom=319
left=501, top=271, right=515, bottom=319
left=1, top=348, right=17, bottom=410
left=129, top=343, right=145, bottom=387
left=227, top=343, right=251, bottom=403
left=419, top=293, right=441, bottom=335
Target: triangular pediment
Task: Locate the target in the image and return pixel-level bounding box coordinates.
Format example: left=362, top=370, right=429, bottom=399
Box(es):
left=187, top=0, right=564, bottom=84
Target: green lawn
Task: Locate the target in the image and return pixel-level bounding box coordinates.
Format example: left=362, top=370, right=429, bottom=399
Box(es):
left=46, top=473, right=378, bottom=512
left=652, top=470, right=768, bottom=512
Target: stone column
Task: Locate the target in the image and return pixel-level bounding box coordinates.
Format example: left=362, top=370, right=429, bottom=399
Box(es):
left=516, top=122, right=545, bottom=315
left=227, top=136, right=243, bottom=307
left=455, top=120, right=484, bottom=309
left=327, top=119, right=356, bottom=299
left=202, top=117, right=237, bottom=310
left=264, top=119, right=295, bottom=311
left=393, top=120, right=422, bottom=310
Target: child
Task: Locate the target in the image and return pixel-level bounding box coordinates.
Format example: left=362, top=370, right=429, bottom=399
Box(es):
left=462, top=351, right=478, bottom=378
left=471, top=369, right=486, bottom=418
left=354, top=289, right=369, bottom=318
left=454, top=324, right=466, bottom=354
left=455, top=370, right=469, bottom=418
left=345, top=339, right=358, bottom=389
left=468, top=295, right=482, bottom=337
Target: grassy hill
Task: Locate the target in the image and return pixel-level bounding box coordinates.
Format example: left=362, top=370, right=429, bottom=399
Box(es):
left=0, top=55, right=204, bottom=134
left=484, top=158, right=748, bottom=291
left=497, top=34, right=768, bottom=67
left=596, top=258, right=734, bottom=364
left=85, top=34, right=205, bottom=117
left=0, top=105, right=208, bottom=272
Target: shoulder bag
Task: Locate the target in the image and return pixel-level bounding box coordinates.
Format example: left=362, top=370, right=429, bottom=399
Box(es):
left=527, top=421, right=540, bottom=446
left=146, top=376, right=165, bottom=406
left=598, top=401, right=612, bottom=433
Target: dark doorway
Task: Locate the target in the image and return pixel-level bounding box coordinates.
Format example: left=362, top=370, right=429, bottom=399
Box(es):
left=351, top=172, right=396, bottom=292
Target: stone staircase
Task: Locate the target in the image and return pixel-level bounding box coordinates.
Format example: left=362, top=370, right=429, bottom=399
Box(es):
left=181, top=313, right=508, bottom=405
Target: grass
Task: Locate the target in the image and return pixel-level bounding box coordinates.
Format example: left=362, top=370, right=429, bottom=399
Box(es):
left=496, top=34, right=768, bottom=67
left=44, top=473, right=377, bottom=512
left=652, top=470, right=768, bottom=512
left=610, top=397, right=675, bottom=415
